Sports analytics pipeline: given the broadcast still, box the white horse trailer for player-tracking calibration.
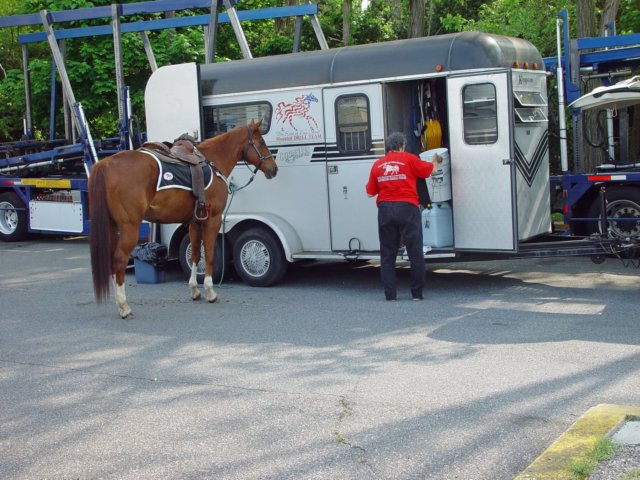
[144,32,555,286]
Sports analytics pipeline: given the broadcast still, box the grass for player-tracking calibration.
[568,437,618,479]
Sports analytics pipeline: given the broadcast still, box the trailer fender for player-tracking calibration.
[224,213,302,262]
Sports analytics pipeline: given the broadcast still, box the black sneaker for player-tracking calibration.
[412,296,424,301]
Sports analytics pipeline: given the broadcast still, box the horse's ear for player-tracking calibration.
[249,119,261,129]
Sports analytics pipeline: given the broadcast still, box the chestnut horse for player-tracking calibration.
[89,120,277,318]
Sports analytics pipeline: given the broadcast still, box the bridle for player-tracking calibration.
[243,125,274,175]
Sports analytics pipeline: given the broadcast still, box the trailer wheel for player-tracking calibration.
[178,232,229,284]
[233,227,287,287]
[0,192,28,242]
[588,187,640,239]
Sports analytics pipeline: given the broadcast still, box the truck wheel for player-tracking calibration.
[0,192,28,242]
[588,187,640,239]
[179,232,229,284]
[233,227,287,287]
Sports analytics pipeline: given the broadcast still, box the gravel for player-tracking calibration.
[589,445,640,480]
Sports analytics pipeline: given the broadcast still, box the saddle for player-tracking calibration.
[140,134,210,221]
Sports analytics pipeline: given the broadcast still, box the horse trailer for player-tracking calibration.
[145,31,611,286]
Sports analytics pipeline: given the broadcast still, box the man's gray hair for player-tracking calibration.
[385,132,405,152]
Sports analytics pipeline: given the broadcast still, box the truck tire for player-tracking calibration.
[178,232,229,284]
[233,227,287,287]
[0,192,28,242]
[588,187,640,239]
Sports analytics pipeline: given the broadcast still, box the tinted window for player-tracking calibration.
[462,83,498,145]
[335,94,371,153]
[203,102,271,138]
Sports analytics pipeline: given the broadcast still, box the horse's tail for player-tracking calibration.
[88,163,112,303]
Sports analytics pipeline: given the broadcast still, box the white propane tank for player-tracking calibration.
[422,201,454,247]
[419,148,451,203]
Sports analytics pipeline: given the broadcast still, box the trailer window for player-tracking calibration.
[462,83,498,145]
[202,102,272,138]
[335,94,371,153]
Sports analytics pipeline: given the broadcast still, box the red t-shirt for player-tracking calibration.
[365,151,435,206]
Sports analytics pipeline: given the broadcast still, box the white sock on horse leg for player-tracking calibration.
[203,276,217,303]
[189,262,201,300]
[114,278,132,318]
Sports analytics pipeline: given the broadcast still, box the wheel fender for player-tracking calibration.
[225,213,302,262]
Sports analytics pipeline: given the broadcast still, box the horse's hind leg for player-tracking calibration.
[188,223,202,301]
[113,224,138,318]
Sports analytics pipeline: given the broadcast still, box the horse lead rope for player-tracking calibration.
[217,126,275,286]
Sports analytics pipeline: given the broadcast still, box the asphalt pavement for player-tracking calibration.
[1,237,639,479]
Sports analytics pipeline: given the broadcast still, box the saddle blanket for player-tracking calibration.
[140,150,213,192]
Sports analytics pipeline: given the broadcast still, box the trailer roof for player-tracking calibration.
[199,32,544,96]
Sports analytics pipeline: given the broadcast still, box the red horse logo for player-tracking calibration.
[276,93,319,132]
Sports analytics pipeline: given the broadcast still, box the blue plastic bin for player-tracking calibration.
[134,259,165,284]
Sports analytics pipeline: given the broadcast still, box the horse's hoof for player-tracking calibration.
[120,309,133,319]
[191,290,201,301]
[205,292,218,303]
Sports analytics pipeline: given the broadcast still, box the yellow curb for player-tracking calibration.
[514,403,640,480]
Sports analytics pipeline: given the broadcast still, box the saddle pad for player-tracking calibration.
[140,150,213,192]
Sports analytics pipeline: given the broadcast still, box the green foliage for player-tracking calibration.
[441,0,575,57]
[0,0,638,143]
[619,0,640,34]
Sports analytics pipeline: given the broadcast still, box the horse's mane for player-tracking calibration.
[198,125,246,149]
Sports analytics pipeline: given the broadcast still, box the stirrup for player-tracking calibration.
[194,201,208,222]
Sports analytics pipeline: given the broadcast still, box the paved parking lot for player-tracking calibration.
[1,237,639,479]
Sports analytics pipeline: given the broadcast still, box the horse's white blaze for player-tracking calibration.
[203,275,217,303]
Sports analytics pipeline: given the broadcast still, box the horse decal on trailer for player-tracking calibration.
[275,93,319,132]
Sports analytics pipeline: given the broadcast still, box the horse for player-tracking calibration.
[88,120,278,318]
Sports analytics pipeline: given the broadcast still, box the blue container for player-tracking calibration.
[422,202,454,247]
[134,259,165,284]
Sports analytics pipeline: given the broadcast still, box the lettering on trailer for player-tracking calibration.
[275,92,323,143]
[276,145,315,164]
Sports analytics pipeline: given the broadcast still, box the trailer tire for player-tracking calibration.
[233,227,287,287]
[0,192,28,242]
[178,232,229,284]
[588,187,640,240]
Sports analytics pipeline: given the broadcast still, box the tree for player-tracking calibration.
[343,0,352,45]
[409,0,425,38]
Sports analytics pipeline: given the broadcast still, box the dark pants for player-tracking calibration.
[377,201,425,300]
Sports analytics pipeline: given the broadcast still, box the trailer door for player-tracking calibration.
[323,84,384,251]
[447,71,517,251]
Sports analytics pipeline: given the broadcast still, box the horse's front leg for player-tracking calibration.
[188,223,202,301]
[202,214,222,303]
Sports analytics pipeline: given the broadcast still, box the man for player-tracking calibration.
[365,132,441,301]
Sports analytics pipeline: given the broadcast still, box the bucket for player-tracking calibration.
[422,201,453,247]
[419,148,451,203]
